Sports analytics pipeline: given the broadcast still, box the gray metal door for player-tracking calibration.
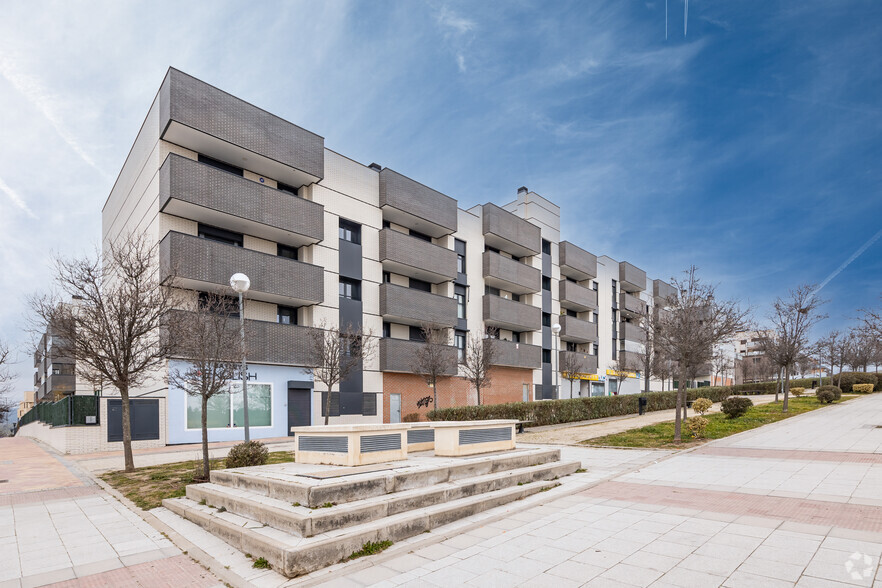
[107,398,159,442]
[287,388,310,434]
[390,393,401,424]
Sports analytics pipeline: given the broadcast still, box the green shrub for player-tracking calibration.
[790,387,804,397]
[817,385,842,401]
[692,398,713,415]
[225,441,269,469]
[402,412,421,422]
[721,396,753,418]
[853,383,874,394]
[816,389,835,404]
[685,416,709,438]
[835,372,878,393]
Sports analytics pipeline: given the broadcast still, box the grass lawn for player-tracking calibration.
[100,451,295,510]
[582,395,857,450]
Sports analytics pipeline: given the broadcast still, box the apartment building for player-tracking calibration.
[101,68,675,442]
[33,324,78,402]
[17,391,35,420]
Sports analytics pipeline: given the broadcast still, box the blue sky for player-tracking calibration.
[1,1,881,393]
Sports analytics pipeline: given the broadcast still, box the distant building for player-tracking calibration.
[17,390,35,420]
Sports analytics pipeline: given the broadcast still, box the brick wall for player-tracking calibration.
[383,367,532,422]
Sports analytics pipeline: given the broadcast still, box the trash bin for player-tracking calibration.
[811,379,818,389]
[638,396,648,415]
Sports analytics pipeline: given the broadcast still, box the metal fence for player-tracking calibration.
[17,395,100,428]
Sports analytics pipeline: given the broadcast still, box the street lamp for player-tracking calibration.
[551,323,562,399]
[230,273,251,442]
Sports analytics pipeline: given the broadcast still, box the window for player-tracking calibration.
[566,309,578,317]
[612,341,617,360]
[277,305,297,325]
[486,246,501,254]
[511,293,521,302]
[277,244,298,260]
[382,322,390,338]
[198,223,243,247]
[542,349,552,364]
[52,364,74,376]
[542,312,551,327]
[485,285,500,296]
[566,342,577,352]
[486,327,500,339]
[409,278,432,292]
[455,239,466,273]
[278,182,300,197]
[341,334,362,357]
[339,219,361,244]
[512,332,521,343]
[542,239,551,255]
[186,382,272,429]
[542,276,551,291]
[339,277,361,301]
[409,229,432,242]
[455,286,466,319]
[592,311,599,323]
[592,343,598,355]
[383,271,391,283]
[591,281,599,291]
[455,330,466,361]
[198,154,243,176]
[409,326,426,341]
[198,292,239,318]
[609,378,619,395]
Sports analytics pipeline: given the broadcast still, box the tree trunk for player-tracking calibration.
[120,385,135,472]
[324,385,331,426]
[476,383,481,407]
[674,372,684,442]
[201,395,210,480]
[433,375,438,410]
[782,365,790,412]
[774,369,780,403]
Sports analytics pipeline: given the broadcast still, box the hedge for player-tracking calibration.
[853,383,875,394]
[832,372,879,393]
[427,388,733,427]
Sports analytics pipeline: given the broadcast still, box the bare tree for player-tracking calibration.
[0,340,11,397]
[608,354,640,396]
[29,236,177,472]
[761,285,827,412]
[307,321,376,425]
[559,349,588,399]
[411,323,456,411]
[168,293,240,480]
[711,347,733,386]
[654,267,749,442]
[843,328,874,372]
[460,328,498,406]
[651,350,675,391]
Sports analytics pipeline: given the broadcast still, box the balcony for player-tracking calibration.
[619,292,645,319]
[617,350,644,371]
[46,374,76,395]
[159,154,324,247]
[559,315,598,343]
[379,169,457,237]
[559,351,598,374]
[619,262,647,293]
[380,338,458,374]
[379,228,457,283]
[160,232,324,306]
[653,279,676,305]
[483,251,541,295]
[159,68,323,188]
[167,310,312,366]
[619,321,646,344]
[559,280,598,312]
[379,283,457,328]
[559,242,597,281]
[483,295,541,333]
[490,339,541,370]
[482,204,541,258]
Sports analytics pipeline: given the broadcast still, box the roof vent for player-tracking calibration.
[517,186,528,195]
[369,163,382,172]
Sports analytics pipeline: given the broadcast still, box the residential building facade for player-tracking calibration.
[98,68,677,443]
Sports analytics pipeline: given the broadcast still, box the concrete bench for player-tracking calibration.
[290,424,409,466]
[432,420,518,457]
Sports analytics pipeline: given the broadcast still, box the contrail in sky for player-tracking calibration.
[0,174,37,219]
[814,228,882,296]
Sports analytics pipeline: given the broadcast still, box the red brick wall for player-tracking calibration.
[382,367,532,423]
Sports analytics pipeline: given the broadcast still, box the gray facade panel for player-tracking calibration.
[618,350,644,370]
[338,240,362,280]
[482,251,541,294]
[559,351,598,373]
[559,280,598,311]
[160,232,324,305]
[379,169,457,236]
[559,315,598,343]
[482,295,542,332]
[160,154,323,244]
[490,339,541,370]
[653,279,677,303]
[619,262,647,293]
[379,228,457,283]
[619,292,645,318]
[379,283,458,328]
[559,242,598,280]
[481,204,541,257]
[160,69,324,180]
[379,338,458,375]
[620,321,646,344]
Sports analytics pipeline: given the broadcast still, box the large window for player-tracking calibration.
[339,219,361,244]
[542,349,552,364]
[278,244,298,260]
[455,286,466,319]
[339,277,362,300]
[455,239,466,273]
[198,223,243,247]
[542,276,551,291]
[186,382,272,429]
[277,305,297,325]
[198,154,243,176]
[542,239,552,255]
[455,330,466,361]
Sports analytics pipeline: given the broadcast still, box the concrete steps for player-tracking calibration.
[184,459,579,537]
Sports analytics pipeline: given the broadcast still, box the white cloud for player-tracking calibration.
[0,175,36,219]
[434,5,476,72]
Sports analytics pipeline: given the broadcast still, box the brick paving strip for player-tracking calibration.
[0,485,103,507]
[693,445,882,464]
[584,480,882,533]
[43,554,218,588]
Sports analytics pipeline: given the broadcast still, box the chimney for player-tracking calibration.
[369,163,382,172]
[517,186,528,195]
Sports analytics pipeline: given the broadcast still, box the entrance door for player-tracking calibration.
[107,399,159,442]
[591,382,605,397]
[287,388,310,434]
[390,393,401,424]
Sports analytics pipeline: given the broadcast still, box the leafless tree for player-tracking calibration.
[711,347,732,386]
[0,340,11,397]
[559,349,588,399]
[608,353,640,396]
[843,328,874,372]
[460,328,498,406]
[654,266,749,442]
[411,323,456,411]
[651,351,675,391]
[29,236,177,472]
[306,321,376,425]
[761,285,827,412]
[859,296,882,342]
[167,293,241,480]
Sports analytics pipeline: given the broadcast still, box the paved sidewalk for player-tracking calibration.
[520,395,778,445]
[0,437,220,588]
